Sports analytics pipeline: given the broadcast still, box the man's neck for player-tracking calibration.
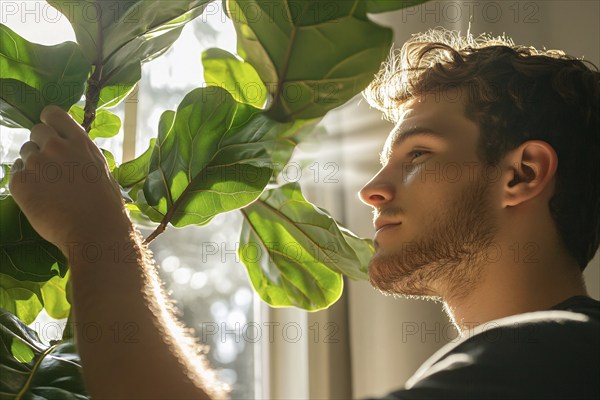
[441,240,588,333]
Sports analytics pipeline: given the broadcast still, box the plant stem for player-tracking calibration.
[83,5,104,133]
[144,221,167,245]
[82,64,103,133]
[15,343,58,400]
[143,168,209,244]
[143,190,186,244]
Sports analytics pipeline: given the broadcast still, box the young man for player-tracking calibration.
[358,30,599,399]
[9,30,599,398]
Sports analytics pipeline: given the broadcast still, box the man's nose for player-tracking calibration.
[358,176,394,207]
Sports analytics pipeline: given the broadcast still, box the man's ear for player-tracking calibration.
[500,140,558,207]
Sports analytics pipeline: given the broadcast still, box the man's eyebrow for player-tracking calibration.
[392,127,445,148]
[380,127,446,165]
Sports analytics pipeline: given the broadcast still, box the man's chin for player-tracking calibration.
[367,252,438,298]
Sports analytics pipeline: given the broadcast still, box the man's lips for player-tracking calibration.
[375,224,402,234]
[374,218,402,233]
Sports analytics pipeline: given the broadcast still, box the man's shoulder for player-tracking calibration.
[550,295,600,318]
[384,296,600,400]
[458,295,600,351]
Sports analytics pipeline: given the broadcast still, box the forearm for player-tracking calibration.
[7,106,225,398]
[65,218,224,399]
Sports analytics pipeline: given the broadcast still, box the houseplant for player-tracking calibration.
[0,0,426,396]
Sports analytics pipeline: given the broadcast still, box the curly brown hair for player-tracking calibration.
[364,29,600,270]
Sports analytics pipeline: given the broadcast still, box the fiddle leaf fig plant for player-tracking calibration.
[0,0,428,396]
[0,310,86,398]
[0,24,90,128]
[45,0,212,127]
[227,0,398,121]
[240,182,372,311]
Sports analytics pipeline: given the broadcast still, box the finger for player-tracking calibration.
[30,123,62,150]
[11,158,24,173]
[85,134,105,158]
[19,141,40,163]
[8,159,24,190]
[40,105,86,139]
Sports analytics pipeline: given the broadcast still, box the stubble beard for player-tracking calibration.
[368,176,497,301]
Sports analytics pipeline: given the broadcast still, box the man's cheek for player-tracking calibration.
[401,164,420,184]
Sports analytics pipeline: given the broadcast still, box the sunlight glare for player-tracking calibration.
[145,2,238,90]
[1,1,75,44]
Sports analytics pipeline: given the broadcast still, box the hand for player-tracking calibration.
[9,105,130,254]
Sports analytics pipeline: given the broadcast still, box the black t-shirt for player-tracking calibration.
[374,296,600,400]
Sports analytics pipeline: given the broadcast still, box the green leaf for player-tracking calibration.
[0,113,24,128]
[0,80,39,128]
[0,273,43,325]
[68,105,122,139]
[365,0,430,13]
[338,226,374,279]
[1,164,9,191]
[98,81,137,109]
[239,183,373,310]
[0,195,68,282]
[202,48,268,108]
[269,119,320,179]
[11,337,35,363]
[0,270,71,324]
[90,111,121,139]
[135,190,169,223]
[141,87,294,227]
[0,24,90,128]
[48,0,211,108]
[92,114,122,139]
[113,139,157,189]
[101,148,117,173]
[0,309,88,398]
[226,0,394,121]
[39,272,71,320]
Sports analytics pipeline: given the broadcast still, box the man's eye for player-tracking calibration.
[408,150,429,161]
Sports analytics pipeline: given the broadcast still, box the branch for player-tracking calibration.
[82,64,103,133]
[143,166,222,244]
[143,194,185,245]
[143,220,167,245]
[82,5,104,133]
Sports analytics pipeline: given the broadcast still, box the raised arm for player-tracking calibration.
[9,105,226,399]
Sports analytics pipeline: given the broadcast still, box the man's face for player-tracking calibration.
[359,94,500,299]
